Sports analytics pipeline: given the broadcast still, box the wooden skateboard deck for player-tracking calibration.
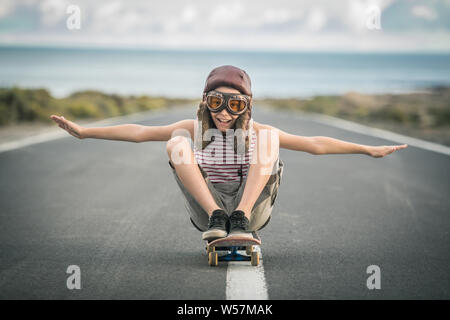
[206,232,261,267]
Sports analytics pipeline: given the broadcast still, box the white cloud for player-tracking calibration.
[91,1,123,32]
[411,5,437,20]
[90,1,150,35]
[305,7,327,31]
[181,5,197,23]
[347,0,369,32]
[0,0,15,18]
[261,8,292,25]
[39,0,69,26]
[0,0,449,52]
[208,3,245,28]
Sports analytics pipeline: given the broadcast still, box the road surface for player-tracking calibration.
[0,105,449,299]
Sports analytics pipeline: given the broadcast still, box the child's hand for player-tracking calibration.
[368,144,408,158]
[50,115,84,139]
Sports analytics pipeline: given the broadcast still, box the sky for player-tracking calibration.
[0,0,449,52]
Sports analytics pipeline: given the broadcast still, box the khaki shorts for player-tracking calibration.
[169,158,284,232]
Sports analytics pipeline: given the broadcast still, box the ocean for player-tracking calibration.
[1,45,449,98]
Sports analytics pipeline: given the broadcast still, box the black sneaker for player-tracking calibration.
[228,210,253,238]
[202,209,229,241]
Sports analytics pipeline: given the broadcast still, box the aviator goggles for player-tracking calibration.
[203,90,250,115]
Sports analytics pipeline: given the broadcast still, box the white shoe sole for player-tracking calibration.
[227,231,253,239]
[202,229,228,241]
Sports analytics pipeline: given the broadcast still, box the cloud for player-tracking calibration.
[0,0,15,18]
[305,7,327,31]
[411,5,437,20]
[0,0,449,52]
[261,8,292,25]
[181,5,197,23]
[207,2,245,29]
[39,0,69,26]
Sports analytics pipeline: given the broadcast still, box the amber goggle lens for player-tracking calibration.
[206,95,247,113]
[206,96,223,110]
[228,99,246,113]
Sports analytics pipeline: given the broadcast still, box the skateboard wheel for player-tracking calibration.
[208,252,218,267]
[251,251,259,266]
[246,245,254,255]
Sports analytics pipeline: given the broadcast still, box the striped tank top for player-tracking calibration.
[194,119,256,184]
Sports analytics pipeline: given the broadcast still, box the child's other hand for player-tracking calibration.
[368,144,408,158]
[50,115,84,139]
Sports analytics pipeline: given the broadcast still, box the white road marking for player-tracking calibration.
[306,112,450,156]
[226,247,269,300]
[0,130,66,153]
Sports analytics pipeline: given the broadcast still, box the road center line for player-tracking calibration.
[226,247,269,300]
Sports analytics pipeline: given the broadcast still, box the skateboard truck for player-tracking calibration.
[206,232,261,266]
[218,246,251,262]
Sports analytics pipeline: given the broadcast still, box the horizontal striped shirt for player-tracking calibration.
[194,121,256,184]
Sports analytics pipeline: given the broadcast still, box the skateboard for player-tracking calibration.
[205,232,261,267]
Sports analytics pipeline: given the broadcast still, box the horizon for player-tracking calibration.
[2,43,450,55]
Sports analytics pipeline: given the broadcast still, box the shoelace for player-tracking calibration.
[230,215,247,231]
[209,214,226,228]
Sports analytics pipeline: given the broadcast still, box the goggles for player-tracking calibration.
[203,90,250,115]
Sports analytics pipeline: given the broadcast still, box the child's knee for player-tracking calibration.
[166,136,191,158]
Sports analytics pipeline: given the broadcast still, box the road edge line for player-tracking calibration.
[0,106,190,154]
[259,104,450,156]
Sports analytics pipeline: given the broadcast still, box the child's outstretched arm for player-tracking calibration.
[50,115,194,142]
[278,128,407,158]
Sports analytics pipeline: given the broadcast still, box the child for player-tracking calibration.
[50,65,408,241]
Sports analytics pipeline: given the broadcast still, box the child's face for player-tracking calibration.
[209,86,241,132]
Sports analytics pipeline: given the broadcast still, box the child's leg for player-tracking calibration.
[235,136,280,220]
[166,136,221,216]
[246,159,284,231]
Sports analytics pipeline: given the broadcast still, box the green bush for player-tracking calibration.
[429,107,450,127]
[0,87,196,126]
[258,88,450,130]
[0,87,56,124]
[2,86,447,131]
[67,101,102,119]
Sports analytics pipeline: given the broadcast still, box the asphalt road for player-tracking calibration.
[0,105,449,299]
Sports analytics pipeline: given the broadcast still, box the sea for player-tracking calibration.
[1,45,450,98]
